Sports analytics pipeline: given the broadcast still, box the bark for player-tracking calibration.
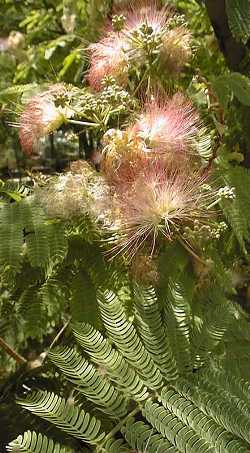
[205,0,246,71]
[0,337,27,365]
[205,1,250,167]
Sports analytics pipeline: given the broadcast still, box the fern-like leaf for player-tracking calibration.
[122,418,179,453]
[143,399,213,452]
[161,385,248,452]
[191,290,234,369]
[0,203,23,270]
[174,377,250,447]
[222,166,250,252]
[134,285,178,380]
[164,278,192,375]
[6,430,73,453]
[98,289,163,390]
[49,346,128,418]
[17,391,105,445]
[73,322,148,401]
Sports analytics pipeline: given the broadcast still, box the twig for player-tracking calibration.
[68,119,100,128]
[0,336,27,365]
[177,236,208,266]
[133,67,150,97]
[97,407,140,451]
[47,318,71,352]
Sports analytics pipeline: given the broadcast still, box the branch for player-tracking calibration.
[27,319,71,370]
[0,337,27,365]
[205,0,246,71]
[47,318,71,352]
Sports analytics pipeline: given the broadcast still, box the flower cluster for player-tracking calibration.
[36,160,112,224]
[108,160,215,258]
[36,87,225,261]
[18,84,73,155]
[129,93,203,155]
[18,87,226,262]
[0,31,24,53]
[17,80,136,155]
[183,220,228,243]
[101,93,210,185]
[87,2,192,90]
[17,2,231,265]
[78,93,223,260]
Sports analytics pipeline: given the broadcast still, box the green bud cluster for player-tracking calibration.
[78,92,99,113]
[53,88,73,108]
[200,183,213,192]
[183,220,228,242]
[131,22,163,57]
[218,186,236,200]
[100,82,134,110]
[73,84,135,125]
[209,221,228,239]
[167,14,186,30]
[112,14,126,32]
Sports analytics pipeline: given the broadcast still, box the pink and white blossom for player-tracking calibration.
[130,93,202,155]
[87,33,129,91]
[109,159,214,258]
[19,84,67,155]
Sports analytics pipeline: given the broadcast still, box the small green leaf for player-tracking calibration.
[211,76,232,109]
[226,0,250,44]
[228,73,250,105]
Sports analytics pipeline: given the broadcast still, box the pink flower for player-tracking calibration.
[109,159,214,258]
[87,33,129,91]
[161,26,192,74]
[122,1,169,35]
[130,93,202,155]
[19,84,68,155]
[101,128,147,186]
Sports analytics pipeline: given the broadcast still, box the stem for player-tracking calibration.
[68,119,100,128]
[207,199,220,210]
[48,318,71,352]
[133,67,150,96]
[96,407,140,451]
[177,236,208,266]
[0,337,27,365]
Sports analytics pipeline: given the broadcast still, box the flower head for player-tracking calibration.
[161,26,192,74]
[37,160,112,223]
[130,93,205,156]
[101,128,145,185]
[108,159,215,258]
[123,1,169,35]
[87,2,192,89]
[19,84,70,155]
[7,31,25,50]
[120,1,170,64]
[87,33,129,91]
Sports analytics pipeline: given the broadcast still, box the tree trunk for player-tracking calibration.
[205,0,246,71]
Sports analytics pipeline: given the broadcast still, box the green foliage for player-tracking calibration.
[8,283,250,451]
[213,72,250,108]
[134,286,178,381]
[49,346,128,418]
[0,194,67,270]
[226,0,250,44]
[7,431,73,453]
[17,390,106,444]
[2,0,250,450]
[221,166,250,253]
